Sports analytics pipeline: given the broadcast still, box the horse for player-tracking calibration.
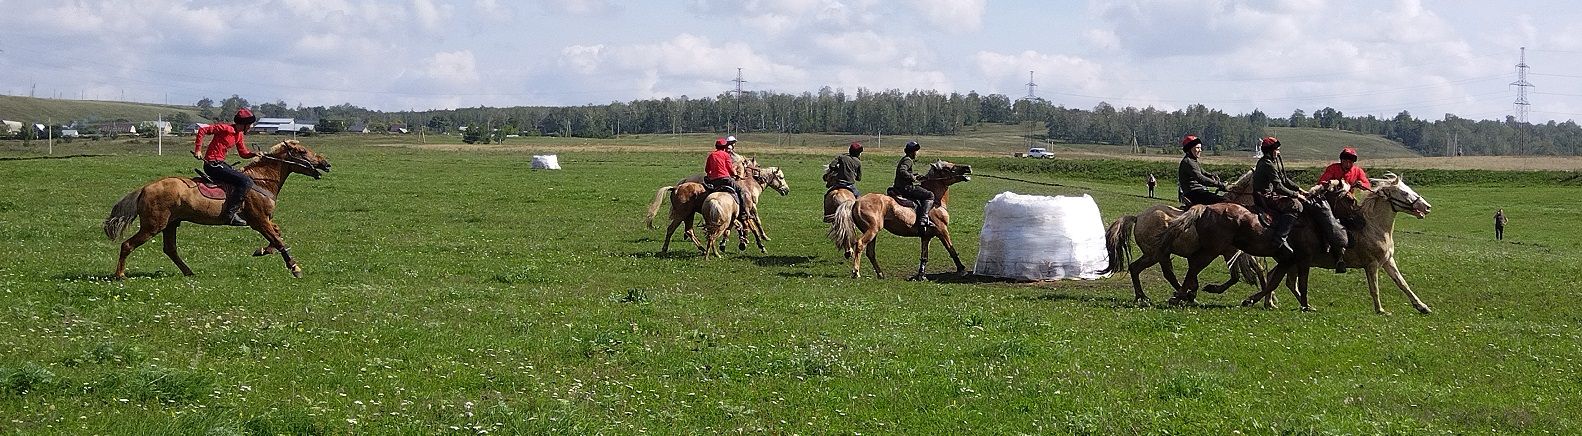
[644,160,788,253]
[697,190,739,258]
[822,165,857,223]
[1101,172,1273,307]
[103,140,332,279]
[827,161,972,280]
[1237,174,1434,314]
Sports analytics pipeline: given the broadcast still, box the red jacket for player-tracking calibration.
[705,149,734,180]
[194,124,256,162]
[1318,162,1371,190]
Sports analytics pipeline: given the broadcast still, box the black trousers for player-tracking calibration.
[1496,225,1504,240]
[205,161,253,214]
[1182,189,1225,207]
[893,185,933,203]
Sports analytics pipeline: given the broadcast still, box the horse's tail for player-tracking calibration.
[1099,214,1137,274]
[827,199,859,250]
[1157,205,1207,255]
[104,188,142,240]
[644,186,675,230]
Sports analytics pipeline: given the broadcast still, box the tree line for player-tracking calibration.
[185,89,1582,156]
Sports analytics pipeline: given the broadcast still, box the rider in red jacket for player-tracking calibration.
[193,108,259,226]
[703,138,748,219]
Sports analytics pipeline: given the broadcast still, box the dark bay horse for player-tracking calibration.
[827,161,972,280]
[103,140,332,278]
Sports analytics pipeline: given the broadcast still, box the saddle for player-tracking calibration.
[187,169,229,200]
[885,187,936,209]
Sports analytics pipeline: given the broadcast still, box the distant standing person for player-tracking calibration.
[1495,209,1508,240]
[1146,173,1157,198]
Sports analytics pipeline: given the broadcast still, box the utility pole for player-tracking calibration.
[1510,47,1534,124]
[47,117,53,155]
[1023,70,1038,150]
[731,68,747,134]
[157,113,163,155]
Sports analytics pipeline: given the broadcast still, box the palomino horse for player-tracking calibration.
[644,161,788,253]
[103,140,332,278]
[1237,174,1434,314]
[696,190,739,258]
[1102,172,1272,307]
[827,161,972,280]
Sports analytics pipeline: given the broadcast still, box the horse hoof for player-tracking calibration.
[1136,298,1153,308]
[1415,306,1433,315]
[850,271,860,279]
[1240,299,1256,307]
[1300,306,1317,312]
[290,267,303,278]
[908,274,928,282]
[252,249,269,257]
[1376,309,1392,316]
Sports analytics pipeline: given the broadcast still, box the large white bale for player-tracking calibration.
[531,154,561,170]
[974,192,1110,280]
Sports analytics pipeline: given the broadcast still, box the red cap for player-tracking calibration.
[1261,136,1280,147]
[233,108,257,125]
[715,138,728,149]
[849,141,863,152]
[1181,135,1200,147]
[1339,147,1358,161]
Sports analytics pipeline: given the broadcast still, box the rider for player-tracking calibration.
[1317,147,1371,192]
[1251,136,1308,259]
[893,140,934,229]
[1177,135,1228,206]
[192,108,259,226]
[827,141,863,195]
[704,137,749,220]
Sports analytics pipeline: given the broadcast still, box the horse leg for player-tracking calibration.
[909,236,931,281]
[752,214,770,241]
[1365,264,1388,315]
[160,224,194,276]
[735,217,749,252]
[1383,258,1432,314]
[863,236,883,279]
[661,218,684,253]
[1202,255,1237,294]
[250,218,300,278]
[114,223,161,279]
[932,223,967,275]
[1127,255,1157,306]
[1170,254,1213,305]
[1158,257,1183,293]
[1295,268,1314,312]
[1244,262,1289,308]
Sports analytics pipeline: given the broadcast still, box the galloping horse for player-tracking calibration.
[645,160,789,253]
[1102,172,1272,306]
[822,166,857,222]
[1236,174,1434,314]
[696,188,739,259]
[103,140,332,278]
[827,161,972,280]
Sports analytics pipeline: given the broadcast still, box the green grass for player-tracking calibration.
[1264,126,1421,161]
[0,140,1578,433]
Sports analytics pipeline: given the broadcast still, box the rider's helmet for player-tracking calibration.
[715,137,728,150]
[1260,136,1281,154]
[234,108,257,126]
[849,141,863,155]
[726,135,737,144]
[1181,134,1201,152]
[1339,147,1358,162]
[904,141,920,153]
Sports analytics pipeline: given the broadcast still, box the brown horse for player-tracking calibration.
[1237,174,1434,314]
[1101,172,1272,307]
[827,161,972,280]
[103,140,332,279]
[1156,180,1362,311]
[645,161,788,253]
[822,166,857,222]
[697,191,739,258]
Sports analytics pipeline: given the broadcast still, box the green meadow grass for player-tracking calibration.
[0,143,1578,434]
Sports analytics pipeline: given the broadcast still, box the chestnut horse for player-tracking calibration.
[103,140,332,278]
[1102,172,1273,307]
[822,165,857,222]
[645,161,788,253]
[697,191,739,258]
[827,161,972,280]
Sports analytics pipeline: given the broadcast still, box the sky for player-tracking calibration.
[3,0,1582,123]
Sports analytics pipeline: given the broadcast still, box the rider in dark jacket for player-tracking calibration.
[827,141,863,195]
[893,141,933,228]
[1176,135,1227,206]
[1252,136,1344,270]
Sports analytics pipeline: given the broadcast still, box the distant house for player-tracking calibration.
[251,117,315,134]
[138,120,172,135]
[345,122,370,133]
[60,129,80,138]
[388,124,409,134]
[1,120,21,134]
[92,122,137,136]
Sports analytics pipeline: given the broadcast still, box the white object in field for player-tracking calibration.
[974,192,1110,280]
[531,155,561,170]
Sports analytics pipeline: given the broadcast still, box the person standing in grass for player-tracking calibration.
[1495,209,1508,240]
[1146,173,1157,198]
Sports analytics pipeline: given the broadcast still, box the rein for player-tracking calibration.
[260,153,314,170]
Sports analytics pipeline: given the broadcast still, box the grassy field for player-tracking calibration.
[1,137,1580,433]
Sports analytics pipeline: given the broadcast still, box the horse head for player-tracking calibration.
[754,166,790,196]
[264,139,333,179]
[1367,173,1431,218]
[925,160,972,185]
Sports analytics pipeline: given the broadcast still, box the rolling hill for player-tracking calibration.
[0,95,205,125]
[1260,126,1420,161]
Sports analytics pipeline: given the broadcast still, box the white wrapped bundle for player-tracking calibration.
[530,155,561,170]
[973,192,1110,280]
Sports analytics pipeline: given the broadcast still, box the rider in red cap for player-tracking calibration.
[826,141,863,195]
[703,137,748,220]
[192,107,259,225]
[1317,147,1370,191]
[1176,134,1227,206]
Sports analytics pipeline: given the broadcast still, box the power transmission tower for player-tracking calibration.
[1023,71,1037,149]
[1511,46,1534,124]
[731,68,747,134]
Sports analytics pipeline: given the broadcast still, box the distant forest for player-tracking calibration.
[204,88,1582,156]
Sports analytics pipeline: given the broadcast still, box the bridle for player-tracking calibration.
[1371,183,1420,213]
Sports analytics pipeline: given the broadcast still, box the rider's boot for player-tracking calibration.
[1332,246,1348,274]
[914,200,934,229]
[1271,213,1296,259]
[221,194,248,226]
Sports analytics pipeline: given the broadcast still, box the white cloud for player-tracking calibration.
[423,50,480,84]
[975,50,1107,97]
[910,0,985,31]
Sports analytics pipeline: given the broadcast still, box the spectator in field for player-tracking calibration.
[704,137,749,220]
[1317,147,1371,193]
[1147,173,1157,198]
[893,141,934,228]
[1177,135,1227,206]
[192,108,259,226]
[827,141,863,195]
[1495,209,1508,240]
